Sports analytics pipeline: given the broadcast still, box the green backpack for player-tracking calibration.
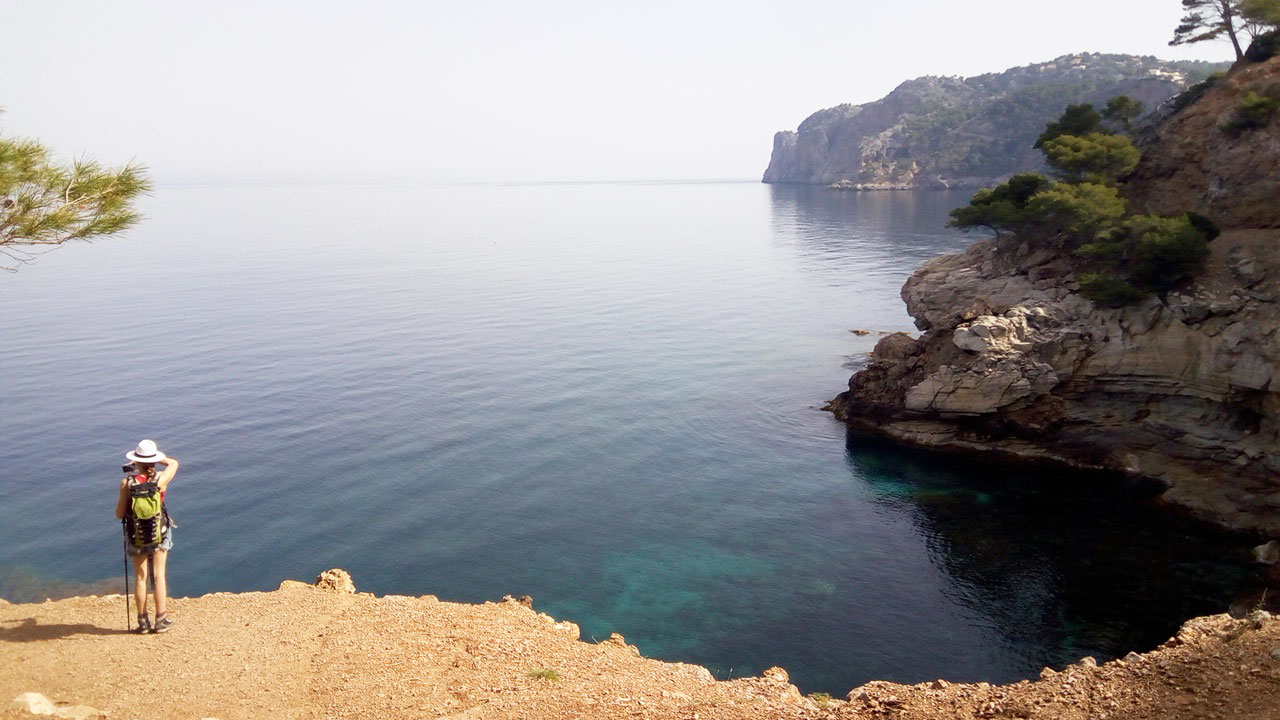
[125,477,169,549]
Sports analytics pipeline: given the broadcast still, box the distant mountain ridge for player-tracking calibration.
[763,53,1228,189]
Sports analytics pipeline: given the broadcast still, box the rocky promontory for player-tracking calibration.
[763,54,1225,189]
[3,570,1279,720]
[827,56,1280,536]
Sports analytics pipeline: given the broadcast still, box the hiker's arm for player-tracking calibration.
[115,477,129,520]
[157,457,179,490]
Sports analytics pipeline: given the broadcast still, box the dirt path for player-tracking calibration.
[3,571,1278,720]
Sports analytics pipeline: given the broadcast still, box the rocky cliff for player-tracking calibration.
[763,54,1225,189]
[827,56,1280,536]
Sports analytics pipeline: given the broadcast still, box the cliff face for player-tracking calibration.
[827,56,1280,535]
[763,54,1224,189]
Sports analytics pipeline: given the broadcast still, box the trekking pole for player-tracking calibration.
[122,528,131,632]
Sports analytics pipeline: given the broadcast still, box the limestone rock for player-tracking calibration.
[830,221,1280,534]
[10,693,56,716]
[603,633,641,656]
[1253,541,1280,565]
[314,569,356,593]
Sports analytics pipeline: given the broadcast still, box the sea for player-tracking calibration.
[0,181,1263,694]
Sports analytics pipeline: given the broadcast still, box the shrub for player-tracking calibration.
[1244,29,1280,63]
[810,692,834,707]
[1079,273,1145,307]
[1075,213,1214,304]
[1221,91,1280,135]
[1127,214,1213,288]
[1185,211,1221,242]
[528,668,561,681]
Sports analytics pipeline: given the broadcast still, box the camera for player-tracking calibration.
[122,464,136,475]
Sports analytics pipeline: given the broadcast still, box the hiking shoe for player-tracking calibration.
[152,614,174,634]
[135,614,152,634]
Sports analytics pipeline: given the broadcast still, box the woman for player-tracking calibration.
[115,439,180,634]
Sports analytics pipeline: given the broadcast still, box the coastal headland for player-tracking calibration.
[828,52,1280,537]
[3,570,1279,720]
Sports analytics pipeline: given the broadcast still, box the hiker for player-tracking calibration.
[115,439,179,633]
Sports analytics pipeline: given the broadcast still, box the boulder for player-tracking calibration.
[314,569,356,593]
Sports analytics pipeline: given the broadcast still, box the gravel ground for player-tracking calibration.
[2,570,1278,720]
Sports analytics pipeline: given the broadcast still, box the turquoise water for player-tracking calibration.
[0,182,1262,694]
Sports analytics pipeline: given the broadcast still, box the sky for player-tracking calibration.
[0,1,1240,184]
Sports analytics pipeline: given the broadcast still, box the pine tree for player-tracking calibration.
[1171,0,1249,61]
[0,115,150,272]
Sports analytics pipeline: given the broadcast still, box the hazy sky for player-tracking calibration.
[0,1,1237,184]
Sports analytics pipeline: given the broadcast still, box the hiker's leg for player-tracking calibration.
[152,549,168,617]
[132,554,150,615]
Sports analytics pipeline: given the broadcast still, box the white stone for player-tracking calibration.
[1253,540,1280,565]
[10,693,57,716]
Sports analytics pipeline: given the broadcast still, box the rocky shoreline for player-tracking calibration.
[3,570,1279,720]
[827,56,1280,539]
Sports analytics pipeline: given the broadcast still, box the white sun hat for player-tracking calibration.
[125,439,168,464]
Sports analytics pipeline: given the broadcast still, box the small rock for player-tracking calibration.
[1124,651,1143,663]
[851,329,871,336]
[762,666,789,684]
[10,693,57,715]
[1270,647,1280,662]
[314,568,356,593]
[1080,656,1098,668]
[931,679,950,689]
[1252,540,1280,565]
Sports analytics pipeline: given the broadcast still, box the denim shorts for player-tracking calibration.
[127,529,173,557]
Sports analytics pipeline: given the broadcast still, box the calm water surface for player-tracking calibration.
[0,182,1261,694]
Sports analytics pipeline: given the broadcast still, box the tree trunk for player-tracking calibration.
[1222,0,1245,60]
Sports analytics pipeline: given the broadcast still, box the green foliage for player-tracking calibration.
[1244,28,1280,60]
[527,668,561,681]
[1185,211,1221,241]
[810,692,834,707]
[1127,214,1214,288]
[1025,181,1129,238]
[1102,95,1145,132]
[1076,214,1215,304]
[1221,90,1280,134]
[1079,273,1145,307]
[952,95,1220,308]
[1242,0,1280,25]
[948,173,1051,235]
[0,120,151,271]
[1034,104,1103,149]
[1040,132,1141,184]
